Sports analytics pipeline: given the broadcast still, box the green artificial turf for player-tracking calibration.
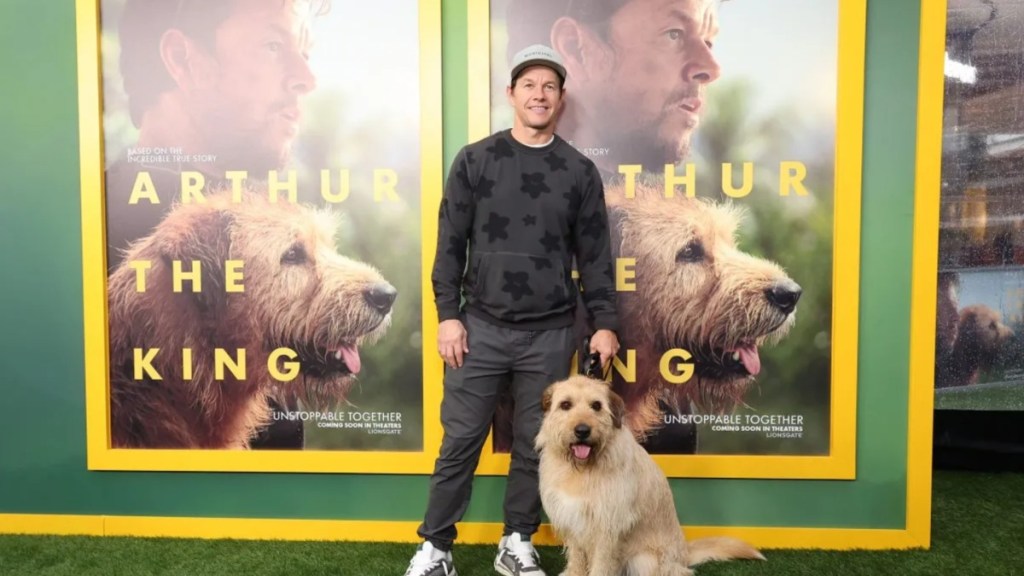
[1,470,1021,576]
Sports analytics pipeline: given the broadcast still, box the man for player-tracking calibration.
[406,45,620,576]
[105,0,328,448]
[504,0,722,178]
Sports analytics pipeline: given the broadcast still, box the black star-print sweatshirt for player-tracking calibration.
[432,129,619,332]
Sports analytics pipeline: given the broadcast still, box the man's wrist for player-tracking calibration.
[437,307,461,323]
[593,318,619,334]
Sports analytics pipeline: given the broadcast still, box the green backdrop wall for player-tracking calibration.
[0,0,923,533]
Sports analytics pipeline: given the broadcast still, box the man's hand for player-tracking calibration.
[589,329,620,370]
[438,319,469,369]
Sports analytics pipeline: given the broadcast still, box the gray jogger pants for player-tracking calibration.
[417,312,575,551]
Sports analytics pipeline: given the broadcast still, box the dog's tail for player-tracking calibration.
[687,537,765,566]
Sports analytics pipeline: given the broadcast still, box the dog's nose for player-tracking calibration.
[364,283,398,313]
[574,424,590,440]
[765,280,802,315]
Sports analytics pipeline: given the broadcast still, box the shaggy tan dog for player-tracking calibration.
[107,191,396,448]
[936,304,1015,388]
[604,180,802,442]
[536,375,764,576]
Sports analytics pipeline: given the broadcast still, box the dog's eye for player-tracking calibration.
[559,400,572,411]
[281,243,307,265]
[676,241,705,263]
[591,401,602,412]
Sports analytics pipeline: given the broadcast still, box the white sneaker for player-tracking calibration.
[493,532,546,576]
[404,541,457,576]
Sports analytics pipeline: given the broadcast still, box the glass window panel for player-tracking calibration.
[935,0,1024,410]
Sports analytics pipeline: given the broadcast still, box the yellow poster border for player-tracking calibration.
[906,0,948,549]
[468,0,865,480]
[77,0,446,474]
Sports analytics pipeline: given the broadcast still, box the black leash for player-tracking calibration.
[579,335,611,380]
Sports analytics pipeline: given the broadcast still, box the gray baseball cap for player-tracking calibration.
[509,44,567,84]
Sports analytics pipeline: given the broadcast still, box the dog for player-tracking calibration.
[936,303,1015,388]
[536,375,765,576]
[107,190,396,448]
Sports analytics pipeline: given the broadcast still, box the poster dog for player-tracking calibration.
[536,375,765,576]
[604,180,802,444]
[107,191,396,449]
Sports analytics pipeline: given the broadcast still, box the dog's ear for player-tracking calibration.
[541,384,555,413]
[535,385,557,452]
[153,204,234,316]
[609,389,626,429]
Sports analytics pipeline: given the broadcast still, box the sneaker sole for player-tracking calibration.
[407,563,457,576]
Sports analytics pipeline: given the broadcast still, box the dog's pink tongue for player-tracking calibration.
[337,344,361,374]
[737,344,761,376]
[572,444,591,459]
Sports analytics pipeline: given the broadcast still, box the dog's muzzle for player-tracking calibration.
[764,279,802,315]
[571,424,593,460]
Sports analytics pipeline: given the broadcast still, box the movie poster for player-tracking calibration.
[95,0,425,453]
[485,0,853,459]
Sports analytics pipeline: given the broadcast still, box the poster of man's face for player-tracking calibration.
[489,0,843,456]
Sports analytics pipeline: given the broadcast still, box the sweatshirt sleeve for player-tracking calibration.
[431,147,475,323]
[574,162,619,333]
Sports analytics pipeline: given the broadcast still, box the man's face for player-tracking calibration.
[507,66,564,133]
[585,0,721,169]
[190,0,318,173]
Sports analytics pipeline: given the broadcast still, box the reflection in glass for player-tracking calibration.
[935,0,1024,410]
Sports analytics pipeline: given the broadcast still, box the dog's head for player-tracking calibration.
[604,180,800,406]
[956,304,1015,360]
[536,375,626,465]
[136,189,396,403]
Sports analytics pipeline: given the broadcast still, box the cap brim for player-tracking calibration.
[511,59,567,83]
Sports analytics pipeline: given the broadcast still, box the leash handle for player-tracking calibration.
[580,335,609,380]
